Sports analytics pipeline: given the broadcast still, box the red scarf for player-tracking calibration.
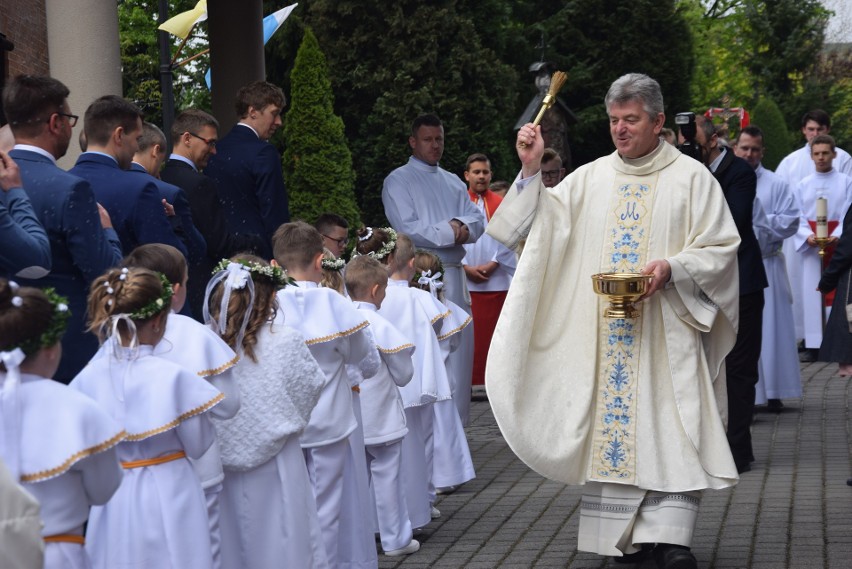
[468,188,503,221]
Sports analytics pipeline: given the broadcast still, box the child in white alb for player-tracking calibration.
[70,267,223,569]
[356,227,449,528]
[413,251,477,494]
[345,256,420,556]
[204,255,329,569]
[122,243,240,569]
[273,222,379,569]
[0,279,124,569]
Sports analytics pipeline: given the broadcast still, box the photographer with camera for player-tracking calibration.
[681,114,768,474]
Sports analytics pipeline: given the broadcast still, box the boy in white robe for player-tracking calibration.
[791,135,852,353]
[356,227,448,527]
[272,221,378,569]
[345,255,421,556]
[121,243,240,569]
[0,280,124,569]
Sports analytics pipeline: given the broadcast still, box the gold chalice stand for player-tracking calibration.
[591,272,654,319]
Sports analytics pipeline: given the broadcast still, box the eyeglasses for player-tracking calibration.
[541,169,562,179]
[187,132,217,148]
[321,233,349,247]
[55,112,79,127]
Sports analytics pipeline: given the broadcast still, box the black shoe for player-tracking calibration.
[736,462,752,474]
[613,544,653,564]
[653,544,697,569]
[799,349,818,363]
[767,399,784,413]
[847,478,852,487]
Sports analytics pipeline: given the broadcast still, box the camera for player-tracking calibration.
[675,112,702,162]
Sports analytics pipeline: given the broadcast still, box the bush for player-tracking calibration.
[750,98,792,171]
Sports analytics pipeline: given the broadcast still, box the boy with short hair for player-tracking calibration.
[792,135,852,359]
[272,221,378,569]
[345,255,420,557]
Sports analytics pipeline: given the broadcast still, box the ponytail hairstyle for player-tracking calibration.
[205,255,280,363]
[86,267,173,345]
[412,250,446,302]
[0,279,70,367]
[320,248,345,295]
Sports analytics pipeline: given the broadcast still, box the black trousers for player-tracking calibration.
[725,290,765,470]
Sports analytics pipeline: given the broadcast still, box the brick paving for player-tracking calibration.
[379,361,852,568]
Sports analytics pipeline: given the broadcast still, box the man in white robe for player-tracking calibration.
[382,113,486,311]
[790,135,852,352]
[776,110,852,353]
[734,126,802,412]
[486,73,740,569]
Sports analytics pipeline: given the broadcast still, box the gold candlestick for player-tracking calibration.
[591,272,654,319]
[815,236,831,332]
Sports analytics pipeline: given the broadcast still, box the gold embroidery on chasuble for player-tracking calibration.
[588,175,657,484]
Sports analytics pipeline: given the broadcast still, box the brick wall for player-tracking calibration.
[0,0,50,78]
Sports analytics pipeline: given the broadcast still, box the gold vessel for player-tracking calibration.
[591,272,653,319]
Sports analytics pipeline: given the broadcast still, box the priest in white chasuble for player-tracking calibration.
[485,73,741,569]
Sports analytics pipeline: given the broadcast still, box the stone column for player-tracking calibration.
[45,0,122,167]
[208,0,265,134]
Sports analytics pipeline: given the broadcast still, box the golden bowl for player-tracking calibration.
[591,272,653,319]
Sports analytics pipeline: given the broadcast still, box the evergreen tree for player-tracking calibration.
[282,28,360,230]
[750,98,792,171]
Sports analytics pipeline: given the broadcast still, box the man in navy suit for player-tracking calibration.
[693,114,768,474]
[70,96,188,259]
[161,109,264,319]
[131,121,206,265]
[2,75,122,383]
[204,81,289,258]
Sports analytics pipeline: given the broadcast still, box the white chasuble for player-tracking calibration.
[485,142,741,493]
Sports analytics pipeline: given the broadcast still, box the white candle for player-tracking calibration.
[816,197,828,239]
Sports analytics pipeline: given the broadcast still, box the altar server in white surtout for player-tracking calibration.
[0,280,124,569]
[486,73,741,569]
[70,267,223,569]
[790,134,852,352]
[734,127,802,411]
[204,257,329,569]
[273,222,378,569]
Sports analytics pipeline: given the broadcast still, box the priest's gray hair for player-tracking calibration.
[604,73,664,120]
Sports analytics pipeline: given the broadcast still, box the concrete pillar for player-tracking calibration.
[45,0,122,167]
[208,0,265,134]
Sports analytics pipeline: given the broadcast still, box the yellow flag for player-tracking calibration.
[158,0,208,40]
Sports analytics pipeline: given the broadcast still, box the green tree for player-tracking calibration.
[282,28,360,230]
[749,97,791,170]
[293,0,520,224]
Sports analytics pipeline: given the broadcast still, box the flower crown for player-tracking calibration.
[212,258,294,288]
[0,284,71,356]
[127,272,174,320]
[361,227,397,260]
[321,257,345,272]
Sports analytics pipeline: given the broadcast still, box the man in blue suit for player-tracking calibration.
[2,75,122,383]
[204,81,289,258]
[70,95,188,259]
[131,121,206,265]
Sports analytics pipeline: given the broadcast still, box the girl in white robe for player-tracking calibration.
[412,252,477,493]
[121,244,240,569]
[0,280,124,569]
[69,267,223,569]
[204,255,329,569]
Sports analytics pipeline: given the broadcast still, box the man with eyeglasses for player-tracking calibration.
[2,74,122,383]
[540,147,566,188]
[315,212,350,257]
[205,81,290,259]
[161,108,264,319]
